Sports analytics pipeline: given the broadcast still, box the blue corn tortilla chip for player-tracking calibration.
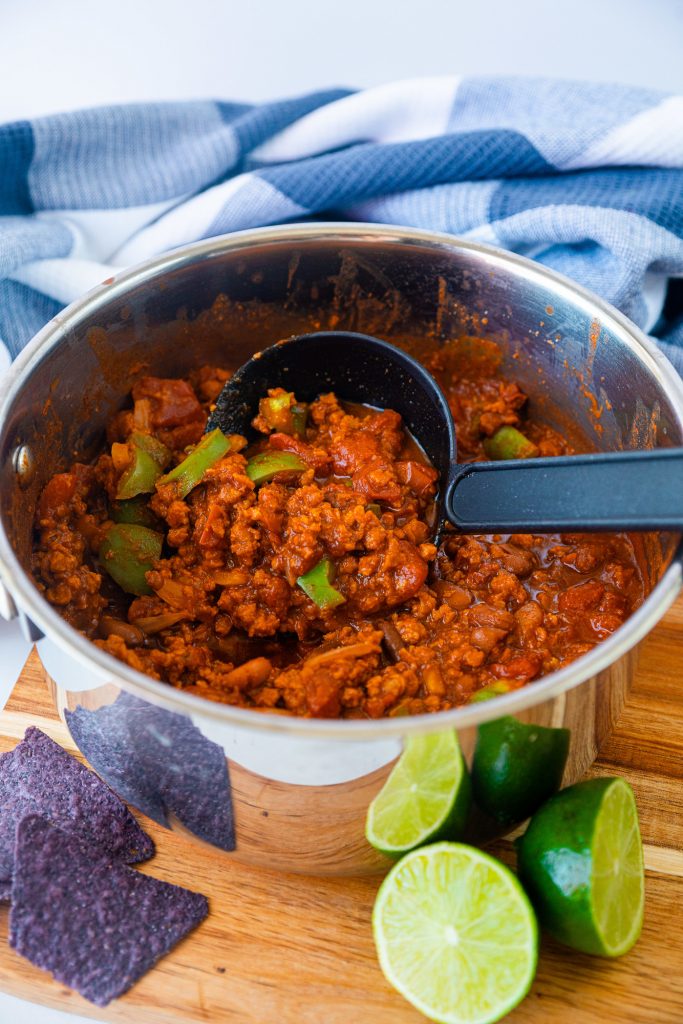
[0,727,153,887]
[0,879,11,902]
[66,692,235,851]
[10,816,208,1006]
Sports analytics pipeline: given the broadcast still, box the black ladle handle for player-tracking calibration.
[446,448,683,533]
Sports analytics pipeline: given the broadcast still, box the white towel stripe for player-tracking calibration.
[252,77,462,162]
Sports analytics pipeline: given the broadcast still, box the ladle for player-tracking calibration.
[207,331,683,533]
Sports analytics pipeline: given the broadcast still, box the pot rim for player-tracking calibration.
[1,222,682,739]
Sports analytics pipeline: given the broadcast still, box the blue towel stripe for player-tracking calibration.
[0,217,72,278]
[215,101,254,124]
[490,168,683,237]
[259,131,551,210]
[0,121,35,216]
[231,88,352,166]
[27,102,241,209]
[347,180,498,235]
[0,280,62,358]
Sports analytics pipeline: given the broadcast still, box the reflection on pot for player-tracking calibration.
[66,691,236,850]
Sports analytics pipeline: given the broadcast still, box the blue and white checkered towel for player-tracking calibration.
[2,77,683,372]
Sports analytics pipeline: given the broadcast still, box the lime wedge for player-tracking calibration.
[472,716,570,826]
[373,842,538,1024]
[366,732,471,856]
[516,777,644,957]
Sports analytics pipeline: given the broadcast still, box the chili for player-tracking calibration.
[31,345,645,720]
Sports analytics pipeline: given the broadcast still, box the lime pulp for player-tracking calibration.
[365,731,471,856]
[373,842,539,1024]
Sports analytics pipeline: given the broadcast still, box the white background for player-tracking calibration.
[1,0,681,1021]
[2,0,683,122]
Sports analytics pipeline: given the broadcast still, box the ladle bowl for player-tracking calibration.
[209,330,683,534]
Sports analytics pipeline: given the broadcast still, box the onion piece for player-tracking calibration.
[132,398,152,432]
[304,640,380,669]
[134,611,189,634]
[213,569,249,586]
[110,443,131,472]
[154,578,187,608]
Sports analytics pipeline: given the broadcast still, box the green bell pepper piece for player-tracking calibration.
[131,432,172,469]
[99,524,163,596]
[157,429,231,499]
[115,432,172,501]
[246,451,306,485]
[116,446,163,500]
[483,426,539,461]
[110,496,157,529]
[291,403,308,438]
[468,681,511,703]
[297,556,346,610]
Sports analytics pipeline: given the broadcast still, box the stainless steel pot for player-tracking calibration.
[0,224,681,875]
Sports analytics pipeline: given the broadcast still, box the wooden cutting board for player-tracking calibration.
[0,598,682,1024]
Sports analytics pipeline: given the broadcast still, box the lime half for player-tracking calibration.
[516,777,644,957]
[373,842,538,1024]
[366,732,471,856]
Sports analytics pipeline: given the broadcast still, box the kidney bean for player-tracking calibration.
[468,604,514,631]
[423,665,446,695]
[496,543,538,578]
[514,600,544,638]
[223,657,272,691]
[98,616,144,646]
[433,581,472,609]
[470,626,508,652]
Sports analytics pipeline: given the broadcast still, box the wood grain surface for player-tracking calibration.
[0,596,682,1024]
